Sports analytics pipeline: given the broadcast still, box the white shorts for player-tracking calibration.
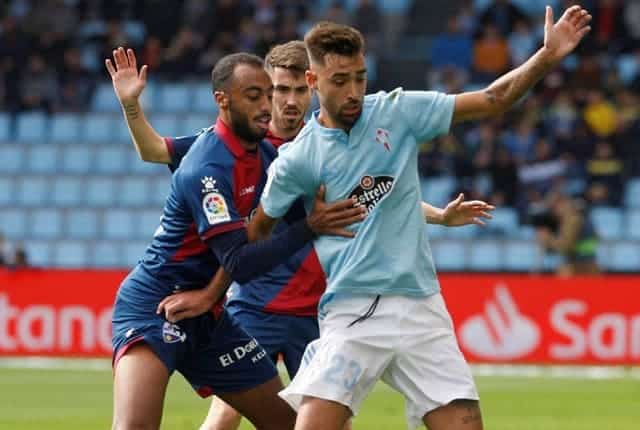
[279,293,478,429]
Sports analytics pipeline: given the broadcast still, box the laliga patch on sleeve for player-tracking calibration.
[202,192,231,225]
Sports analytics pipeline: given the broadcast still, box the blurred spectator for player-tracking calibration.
[320,1,350,26]
[430,16,473,71]
[160,27,203,79]
[503,119,537,164]
[472,24,509,81]
[19,54,59,112]
[58,47,93,111]
[479,0,527,36]
[353,0,382,51]
[591,0,627,52]
[489,146,519,207]
[585,141,625,205]
[0,233,6,267]
[518,138,567,196]
[536,192,599,276]
[12,245,29,269]
[624,0,640,44]
[583,90,618,138]
[508,19,537,66]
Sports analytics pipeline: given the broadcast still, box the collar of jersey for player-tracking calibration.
[309,111,365,144]
[214,118,257,159]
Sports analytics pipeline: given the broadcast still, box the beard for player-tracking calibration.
[229,103,268,143]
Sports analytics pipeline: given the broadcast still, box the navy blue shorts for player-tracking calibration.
[226,303,319,378]
[112,291,277,398]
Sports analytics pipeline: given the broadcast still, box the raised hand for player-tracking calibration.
[306,185,366,238]
[105,47,148,105]
[543,5,591,62]
[442,193,495,227]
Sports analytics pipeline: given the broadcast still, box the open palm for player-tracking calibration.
[105,47,148,104]
[442,194,495,227]
[544,5,591,61]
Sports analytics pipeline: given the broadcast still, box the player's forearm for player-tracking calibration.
[483,47,557,115]
[202,268,232,305]
[120,99,170,163]
[421,202,445,224]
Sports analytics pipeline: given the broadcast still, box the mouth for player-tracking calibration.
[341,105,362,117]
[254,115,271,130]
[283,109,301,119]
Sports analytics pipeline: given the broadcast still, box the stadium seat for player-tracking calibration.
[0,209,26,239]
[426,223,447,239]
[123,241,148,267]
[624,178,640,208]
[118,177,150,207]
[61,145,93,174]
[181,114,211,137]
[445,224,479,239]
[148,114,180,138]
[421,176,455,208]
[627,210,640,241]
[156,83,191,113]
[15,112,47,142]
[149,176,173,207]
[83,114,116,142]
[590,207,624,240]
[65,209,99,239]
[91,83,121,112]
[18,176,49,207]
[49,114,81,143]
[23,240,52,267]
[485,207,519,237]
[136,209,162,239]
[103,209,135,239]
[52,177,84,207]
[468,240,503,271]
[503,240,540,271]
[86,177,117,207]
[0,177,13,206]
[53,240,89,267]
[516,225,536,240]
[431,239,467,271]
[0,112,11,141]
[95,146,130,174]
[608,242,640,272]
[192,82,215,114]
[129,157,167,175]
[0,144,24,173]
[595,243,611,270]
[30,208,63,239]
[25,145,59,174]
[92,241,123,267]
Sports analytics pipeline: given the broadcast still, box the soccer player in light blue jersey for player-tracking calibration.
[249,7,592,430]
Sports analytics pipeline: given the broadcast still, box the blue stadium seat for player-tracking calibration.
[624,178,640,208]
[53,240,89,267]
[18,177,49,207]
[50,114,81,143]
[485,207,519,237]
[95,146,130,174]
[590,207,624,240]
[0,112,11,141]
[123,241,148,267]
[503,241,540,271]
[25,145,59,174]
[376,0,412,12]
[112,118,132,143]
[0,209,26,239]
[83,114,116,142]
[149,114,180,138]
[445,224,479,239]
[92,241,123,267]
[137,209,162,239]
[119,177,150,207]
[192,82,215,114]
[431,239,467,271]
[516,225,536,240]
[103,209,134,239]
[30,208,63,239]
[421,176,455,208]
[608,242,640,272]
[15,112,47,142]
[595,243,610,270]
[86,177,117,207]
[426,223,447,239]
[181,114,211,137]
[66,209,99,240]
[0,145,24,174]
[0,177,13,206]
[149,176,172,206]
[52,177,84,207]
[156,83,191,113]
[23,240,52,267]
[627,210,640,241]
[91,83,121,112]
[130,157,168,175]
[468,240,503,271]
[62,145,93,174]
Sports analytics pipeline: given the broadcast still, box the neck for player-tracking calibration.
[269,119,303,141]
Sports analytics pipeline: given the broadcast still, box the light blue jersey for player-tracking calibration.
[261,88,455,308]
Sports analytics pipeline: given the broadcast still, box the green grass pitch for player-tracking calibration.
[1,367,638,429]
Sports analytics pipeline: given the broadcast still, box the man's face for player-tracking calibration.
[224,64,273,142]
[270,67,312,132]
[307,53,367,130]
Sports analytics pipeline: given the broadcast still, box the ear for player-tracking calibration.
[214,90,229,110]
[305,69,318,91]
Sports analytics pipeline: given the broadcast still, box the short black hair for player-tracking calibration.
[211,53,264,92]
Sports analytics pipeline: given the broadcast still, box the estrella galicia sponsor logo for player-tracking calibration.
[162,322,187,344]
[349,175,395,213]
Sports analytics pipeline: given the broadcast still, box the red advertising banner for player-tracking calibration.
[1,270,639,364]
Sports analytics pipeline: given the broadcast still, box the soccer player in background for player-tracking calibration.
[249,7,591,430]
[105,51,364,430]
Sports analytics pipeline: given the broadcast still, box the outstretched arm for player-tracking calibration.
[453,6,591,123]
[421,194,495,227]
[105,47,170,163]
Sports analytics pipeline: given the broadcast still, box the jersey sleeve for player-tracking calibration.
[397,90,455,142]
[176,165,246,241]
[260,144,315,219]
[164,134,198,172]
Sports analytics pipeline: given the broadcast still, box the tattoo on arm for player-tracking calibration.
[124,103,139,120]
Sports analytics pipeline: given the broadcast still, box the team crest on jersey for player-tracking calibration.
[375,128,391,152]
[203,192,231,224]
[201,176,219,194]
[349,174,395,214]
[162,322,186,343]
